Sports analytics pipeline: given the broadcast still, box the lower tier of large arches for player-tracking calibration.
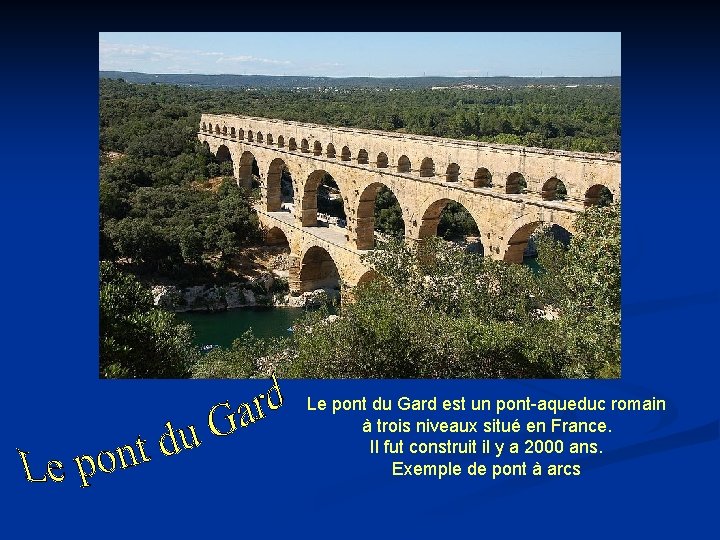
[258,206,577,302]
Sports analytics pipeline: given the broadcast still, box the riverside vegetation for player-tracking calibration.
[99,78,620,379]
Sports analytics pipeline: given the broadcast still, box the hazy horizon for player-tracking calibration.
[100,69,620,79]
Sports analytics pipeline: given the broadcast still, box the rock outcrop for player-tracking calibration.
[285,288,340,309]
[152,273,277,312]
[151,273,338,312]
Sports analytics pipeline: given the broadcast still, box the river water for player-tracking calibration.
[524,256,543,274]
[177,307,306,349]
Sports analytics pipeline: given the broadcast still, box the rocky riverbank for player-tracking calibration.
[151,272,339,312]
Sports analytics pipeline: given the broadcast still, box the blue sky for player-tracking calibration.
[99,32,620,77]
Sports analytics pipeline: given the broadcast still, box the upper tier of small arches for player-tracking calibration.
[200,114,619,204]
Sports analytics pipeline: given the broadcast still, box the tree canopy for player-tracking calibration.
[101,78,620,153]
[100,261,198,378]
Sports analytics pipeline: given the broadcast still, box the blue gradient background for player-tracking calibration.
[2,26,718,538]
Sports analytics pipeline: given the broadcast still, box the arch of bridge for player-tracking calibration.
[499,208,577,263]
[257,212,369,292]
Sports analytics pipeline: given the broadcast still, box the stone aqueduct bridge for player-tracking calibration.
[198,114,621,296]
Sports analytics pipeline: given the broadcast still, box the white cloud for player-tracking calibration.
[99,40,291,73]
[216,55,289,65]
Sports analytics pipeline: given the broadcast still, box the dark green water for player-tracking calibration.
[523,256,543,275]
[177,307,306,349]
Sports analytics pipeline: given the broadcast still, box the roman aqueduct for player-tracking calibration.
[198,114,620,298]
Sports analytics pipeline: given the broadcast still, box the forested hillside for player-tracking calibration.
[100,71,620,91]
[101,78,620,153]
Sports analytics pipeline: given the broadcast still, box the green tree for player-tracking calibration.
[179,227,204,264]
[557,204,621,377]
[104,217,172,269]
[191,330,290,379]
[374,186,404,238]
[100,261,198,378]
[437,202,479,241]
[276,238,553,378]
[530,205,620,377]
